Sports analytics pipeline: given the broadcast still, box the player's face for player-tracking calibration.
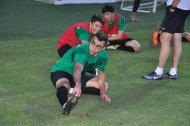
[103,12,114,22]
[89,36,105,56]
[90,21,103,34]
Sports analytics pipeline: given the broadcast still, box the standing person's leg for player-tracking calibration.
[130,0,141,21]
[150,32,172,78]
[142,33,172,80]
[143,7,189,80]
[167,8,189,79]
[142,32,173,80]
[166,33,182,79]
[132,0,141,12]
[171,33,182,69]
[157,32,172,68]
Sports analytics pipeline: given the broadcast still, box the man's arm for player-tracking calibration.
[108,31,123,41]
[73,62,84,97]
[171,0,181,7]
[75,27,91,44]
[97,70,111,103]
[108,16,125,41]
[169,0,181,12]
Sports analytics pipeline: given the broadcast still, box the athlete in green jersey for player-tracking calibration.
[51,31,111,115]
[51,43,108,75]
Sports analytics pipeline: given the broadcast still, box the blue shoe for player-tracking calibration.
[142,72,163,80]
[163,72,178,80]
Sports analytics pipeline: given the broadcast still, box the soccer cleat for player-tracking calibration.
[163,72,178,80]
[62,95,80,115]
[62,95,75,115]
[72,95,79,105]
[106,45,120,50]
[142,72,163,80]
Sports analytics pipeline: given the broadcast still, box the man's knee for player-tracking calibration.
[133,43,141,52]
[125,40,141,52]
[56,78,70,89]
[126,44,141,52]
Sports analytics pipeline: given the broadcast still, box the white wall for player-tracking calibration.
[54,0,122,5]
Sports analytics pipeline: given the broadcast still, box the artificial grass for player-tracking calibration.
[0,0,190,126]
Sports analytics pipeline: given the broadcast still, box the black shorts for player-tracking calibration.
[161,7,189,34]
[109,38,133,46]
[58,44,72,57]
[50,70,95,89]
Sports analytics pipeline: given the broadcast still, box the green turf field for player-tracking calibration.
[0,0,190,126]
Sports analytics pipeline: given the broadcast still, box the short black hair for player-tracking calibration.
[90,15,104,25]
[96,31,108,46]
[102,5,115,14]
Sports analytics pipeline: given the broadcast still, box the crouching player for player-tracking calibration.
[50,31,111,115]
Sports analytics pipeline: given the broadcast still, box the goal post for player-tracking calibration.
[120,0,165,13]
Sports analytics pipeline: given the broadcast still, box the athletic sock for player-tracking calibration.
[155,67,163,75]
[117,46,135,52]
[56,86,68,106]
[169,68,177,75]
[82,87,100,95]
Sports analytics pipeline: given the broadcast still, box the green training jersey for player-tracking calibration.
[51,43,108,75]
[75,27,91,42]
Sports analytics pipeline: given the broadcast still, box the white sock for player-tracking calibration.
[69,88,74,94]
[95,68,98,76]
[169,68,177,75]
[155,67,163,75]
